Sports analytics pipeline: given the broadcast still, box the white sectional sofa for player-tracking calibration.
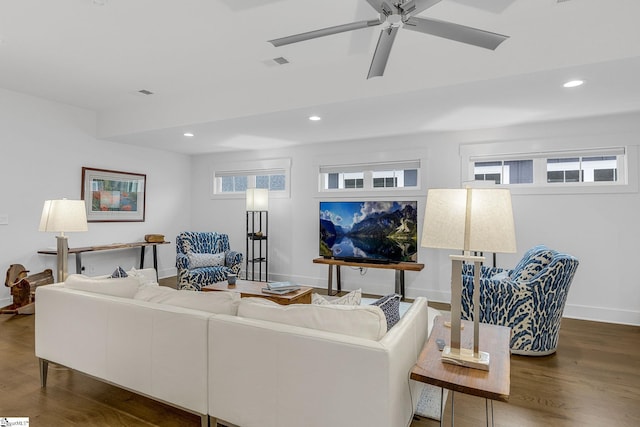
[35,269,438,427]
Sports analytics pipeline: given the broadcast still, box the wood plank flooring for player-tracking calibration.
[1,280,638,426]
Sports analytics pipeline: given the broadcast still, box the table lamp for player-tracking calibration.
[39,199,88,282]
[421,188,516,370]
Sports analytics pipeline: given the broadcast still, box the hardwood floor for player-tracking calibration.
[2,282,639,426]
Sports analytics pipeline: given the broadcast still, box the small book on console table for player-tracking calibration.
[262,287,300,295]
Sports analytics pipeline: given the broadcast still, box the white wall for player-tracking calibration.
[190,112,640,326]
[0,88,191,306]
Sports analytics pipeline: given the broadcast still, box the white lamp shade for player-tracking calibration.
[39,199,88,233]
[421,188,516,253]
[246,188,269,211]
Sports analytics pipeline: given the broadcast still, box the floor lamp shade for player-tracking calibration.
[246,188,269,211]
[39,199,88,283]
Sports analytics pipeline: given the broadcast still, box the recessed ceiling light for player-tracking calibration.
[183,132,194,137]
[308,115,322,121]
[563,80,584,88]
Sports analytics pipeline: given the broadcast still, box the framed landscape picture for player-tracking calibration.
[81,167,146,222]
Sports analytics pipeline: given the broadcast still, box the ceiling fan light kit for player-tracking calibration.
[268,0,510,79]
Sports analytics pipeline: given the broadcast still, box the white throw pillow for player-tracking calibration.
[188,252,226,268]
[134,287,240,315]
[128,267,158,286]
[312,288,361,305]
[238,297,387,341]
[64,274,141,298]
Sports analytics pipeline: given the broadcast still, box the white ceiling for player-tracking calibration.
[1,0,640,154]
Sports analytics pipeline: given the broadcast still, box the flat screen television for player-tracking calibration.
[319,201,418,264]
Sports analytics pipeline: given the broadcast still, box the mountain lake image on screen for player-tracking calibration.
[319,201,418,263]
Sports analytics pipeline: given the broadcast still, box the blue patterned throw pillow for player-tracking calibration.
[370,294,402,330]
[111,266,128,278]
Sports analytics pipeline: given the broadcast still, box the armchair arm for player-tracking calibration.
[225,250,243,270]
[176,253,190,270]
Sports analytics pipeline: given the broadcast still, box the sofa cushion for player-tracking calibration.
[238,297,387,341]
[311,288,361,305]
[188,252,226,268]
[134,286,241,315]
[64,274,141,298]
[370,294,402,330]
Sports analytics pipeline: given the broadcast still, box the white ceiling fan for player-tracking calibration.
[268,0,510,79]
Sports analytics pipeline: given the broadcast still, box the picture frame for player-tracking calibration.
[81,167,146,222]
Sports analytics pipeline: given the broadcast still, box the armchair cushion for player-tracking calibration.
[511,249,554,282]
[187,252,226,268]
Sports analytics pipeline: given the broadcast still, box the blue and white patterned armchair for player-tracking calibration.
[461,245,579,356]
[176,232,243,291]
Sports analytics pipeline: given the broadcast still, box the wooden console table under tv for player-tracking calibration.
[38,241,170,278]
[312,257,424,298]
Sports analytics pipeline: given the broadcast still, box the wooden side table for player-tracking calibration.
[411,315,511,426]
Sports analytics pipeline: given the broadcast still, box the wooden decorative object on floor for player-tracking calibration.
[1,264,53,315]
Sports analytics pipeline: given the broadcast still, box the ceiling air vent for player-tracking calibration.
[273,57,289,65]
[138,89,154,95]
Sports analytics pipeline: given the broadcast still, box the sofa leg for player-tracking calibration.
[39,358,49,388]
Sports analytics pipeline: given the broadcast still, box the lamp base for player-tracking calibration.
[441,346,490,371]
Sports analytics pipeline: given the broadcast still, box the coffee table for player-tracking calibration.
[411,315,511,426]
[202,279,313,305]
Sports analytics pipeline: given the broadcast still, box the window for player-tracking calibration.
[547,156,617,183]
[474,160,533,185]
[213,158,290,198]
[320,160,420,192]
[468,147,626,192]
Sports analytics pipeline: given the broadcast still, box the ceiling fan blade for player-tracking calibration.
[367,26,399,79]
[399,0,443,17]
[269,19,382,47]
[403,16,509,50]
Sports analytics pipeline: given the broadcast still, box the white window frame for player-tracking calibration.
[211,158,291,199]
[318,159,422,194]
[461,140,638,195]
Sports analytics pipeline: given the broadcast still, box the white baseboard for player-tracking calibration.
[0,297,11,308]
[563,303,640,326]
